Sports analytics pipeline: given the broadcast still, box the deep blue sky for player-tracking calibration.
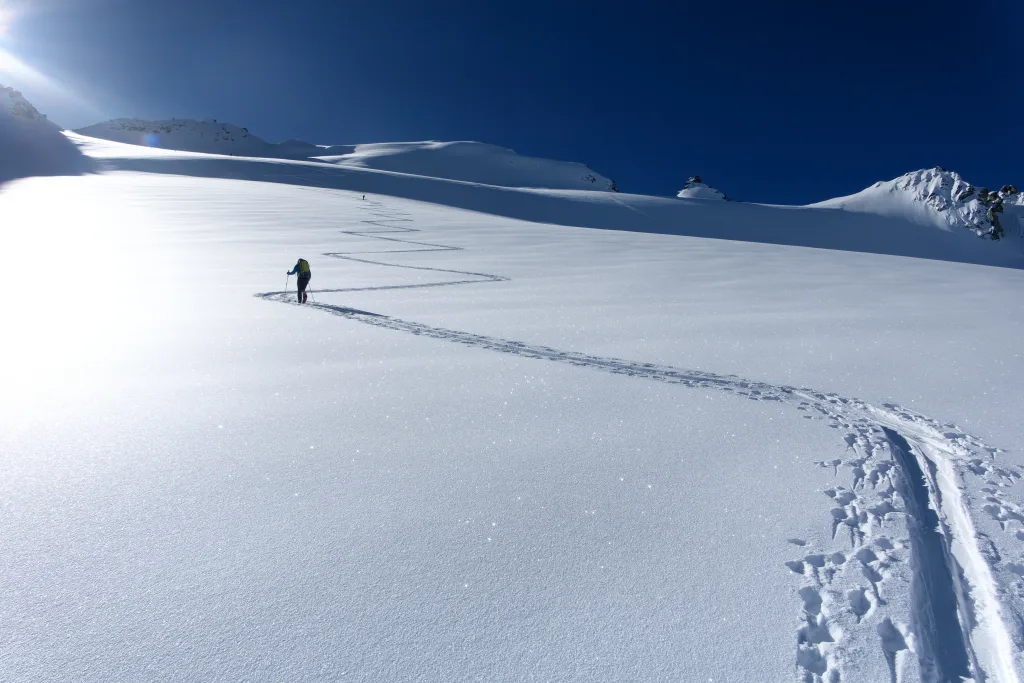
[3,0,1019,203]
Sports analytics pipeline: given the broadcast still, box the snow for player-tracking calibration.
[315,141,617,191]
[1,123,1024,682]
[0,84,92,182]
[676,175,728,200]
[73,120,616,191]
[812,167,1023,241]
[70,132,1024,270]
[74,117,323,159]
[1,84,61,128]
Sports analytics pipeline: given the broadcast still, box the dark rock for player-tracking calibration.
[955,185,975,202]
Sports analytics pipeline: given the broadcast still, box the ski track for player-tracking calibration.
[257,197,1023,683]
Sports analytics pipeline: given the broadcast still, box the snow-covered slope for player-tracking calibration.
[315,141,617,191]
[5,127,1024,682]
[73,121,617,191]
[0,85,92,182]
[74,118,324,159]
[676,175,728,200]
[4,137,1024,682]
[74,133,1024,269]
[813,167,1022,241]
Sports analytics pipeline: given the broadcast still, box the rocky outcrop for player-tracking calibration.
[888,168,1019,240]
[676,176,729,201]
[814,167,1022,242]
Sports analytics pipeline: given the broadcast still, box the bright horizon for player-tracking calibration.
[0,0,1020,204]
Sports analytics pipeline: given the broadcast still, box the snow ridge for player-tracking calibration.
[1,85,60,128]
[0,84,92,182]
[814,167,1022,241]
[74,118,323,159]
[676,175,728,200]
[74,122,618,191]
[316,141,618,191]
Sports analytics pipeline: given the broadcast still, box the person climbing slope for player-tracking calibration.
[287,258,312,303]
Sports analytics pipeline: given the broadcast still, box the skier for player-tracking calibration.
[287,258,312,303]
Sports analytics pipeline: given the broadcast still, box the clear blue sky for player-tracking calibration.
[2,0,1019,203]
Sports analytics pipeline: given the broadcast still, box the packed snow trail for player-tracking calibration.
[258,199,1021,683]
[316,210,507,294]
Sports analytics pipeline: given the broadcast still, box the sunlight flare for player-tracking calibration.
[0,47,104,124]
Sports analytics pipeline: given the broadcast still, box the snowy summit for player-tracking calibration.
[676,175,728,200]
[812,167,1023,241]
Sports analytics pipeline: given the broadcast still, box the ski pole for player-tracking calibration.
[308,287,317,303]
[285,273,290,296]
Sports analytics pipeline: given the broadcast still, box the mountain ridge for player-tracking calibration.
[73,118,618,192]
[5,93,1019,253]
[812,167,1022,241]
[0,84,93,182]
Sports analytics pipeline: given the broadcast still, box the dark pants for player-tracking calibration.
[297,273,311,303]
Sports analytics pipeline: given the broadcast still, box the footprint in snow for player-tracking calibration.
[799,587,822,616]
[824,488,856,505]
[847,587,871,622]
[873,536,895,551]
[877,618,908,683]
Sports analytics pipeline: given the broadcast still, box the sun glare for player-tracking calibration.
[0,2,108,121]
[0,1,14,38]
[0,45,106,124]
[0,177,170,416]
[0,46,53,89]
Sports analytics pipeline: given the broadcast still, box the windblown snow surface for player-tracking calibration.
[2,132,1024,682]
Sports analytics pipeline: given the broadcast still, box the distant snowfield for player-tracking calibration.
[72,121,618,191]
[67,133,1024,270]
[1,135,1024,682]
[315,140,618,191]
